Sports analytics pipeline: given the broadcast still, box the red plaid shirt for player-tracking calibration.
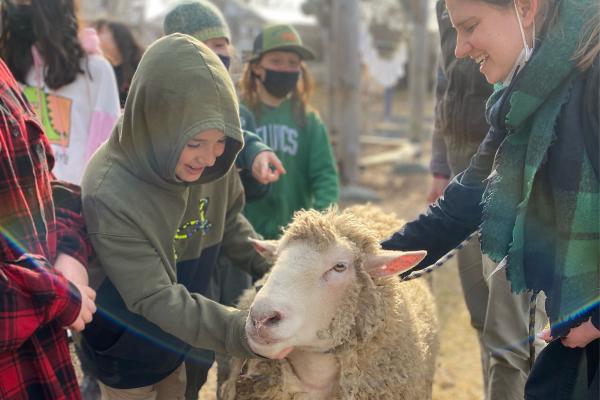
[0,59,90,399]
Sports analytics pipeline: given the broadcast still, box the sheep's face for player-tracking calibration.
[246,237,426,360]
[246,239,357,359]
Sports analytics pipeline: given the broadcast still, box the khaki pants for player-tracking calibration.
[98,364,186,400]
[456,241,548,400]
[455,240,490,389]
[481,255,547,400]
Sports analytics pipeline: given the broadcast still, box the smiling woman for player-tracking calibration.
[447,0,535,84]
[382,0,599,398]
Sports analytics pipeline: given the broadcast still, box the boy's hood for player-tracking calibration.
[113,33,243,188]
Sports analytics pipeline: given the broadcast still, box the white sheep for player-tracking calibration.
[220,205,439,400]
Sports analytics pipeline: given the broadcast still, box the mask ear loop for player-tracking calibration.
[514,0,535,62]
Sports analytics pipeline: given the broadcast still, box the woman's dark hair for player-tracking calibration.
[0,0,85,90]
[94,19,143,92]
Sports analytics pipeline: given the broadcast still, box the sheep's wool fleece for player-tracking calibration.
[221,205,439,399]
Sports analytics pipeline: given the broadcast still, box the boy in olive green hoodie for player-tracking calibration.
[162,3,284,397]
[78,34,269,399]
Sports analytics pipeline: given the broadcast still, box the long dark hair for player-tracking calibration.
[94,19,143,92]
[0,0,84,90]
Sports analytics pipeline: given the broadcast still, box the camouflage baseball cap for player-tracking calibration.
[247,24,315,62]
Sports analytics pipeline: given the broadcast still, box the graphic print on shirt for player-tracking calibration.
[255,124,298,156]
[23,86,72,147]
[175,198,212,240]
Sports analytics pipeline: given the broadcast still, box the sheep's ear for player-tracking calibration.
[365,250,427,278]
[249,238,279,259]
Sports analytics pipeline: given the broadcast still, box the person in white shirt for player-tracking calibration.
[0,0,120,185]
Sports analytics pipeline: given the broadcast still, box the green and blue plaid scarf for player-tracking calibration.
[480,0,599,333]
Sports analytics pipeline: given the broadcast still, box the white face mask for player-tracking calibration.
[502,1,536,86]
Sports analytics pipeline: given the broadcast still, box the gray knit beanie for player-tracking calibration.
[163,0,231,43]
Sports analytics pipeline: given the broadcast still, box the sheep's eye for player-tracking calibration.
[332,263,348,273]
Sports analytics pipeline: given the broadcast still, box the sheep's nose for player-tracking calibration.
[247,301,291,342]
[250,309,283,329]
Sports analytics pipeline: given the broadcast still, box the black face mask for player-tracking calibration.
[260,68,299,99]
[217,54,231,70]
[5,3,35,45]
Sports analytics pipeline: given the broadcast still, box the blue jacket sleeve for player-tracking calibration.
[382,124,505,270]
[235,104,272,171]
[236,105,272,200]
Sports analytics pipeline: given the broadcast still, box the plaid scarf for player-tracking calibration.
[480,0,599,334]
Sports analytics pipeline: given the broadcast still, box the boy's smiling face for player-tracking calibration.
[175,129,226,182]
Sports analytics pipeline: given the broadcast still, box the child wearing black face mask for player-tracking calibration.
[240,24,340,241]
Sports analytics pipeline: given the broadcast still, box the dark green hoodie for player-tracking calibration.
[79,34,268,388]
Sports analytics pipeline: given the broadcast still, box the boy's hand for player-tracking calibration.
[252,151,286,184]
[68,284,97,332]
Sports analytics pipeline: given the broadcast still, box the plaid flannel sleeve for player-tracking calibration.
[0,256,81,352]
[52,181,92,266]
